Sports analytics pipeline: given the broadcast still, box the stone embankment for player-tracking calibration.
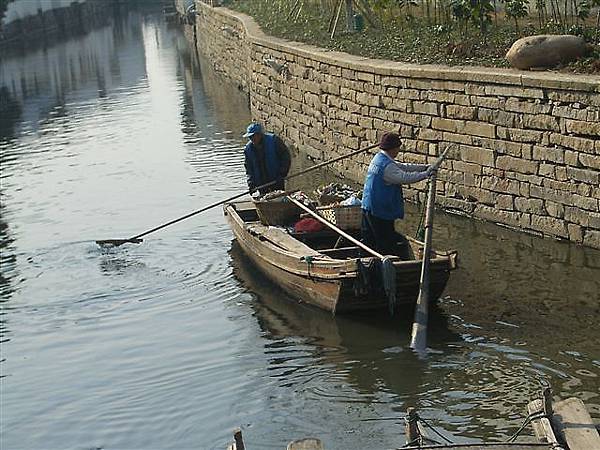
[187,1,600,249]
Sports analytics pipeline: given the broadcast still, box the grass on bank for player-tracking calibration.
[229,0,600,73]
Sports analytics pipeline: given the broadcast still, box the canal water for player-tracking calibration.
[1,5,598,450]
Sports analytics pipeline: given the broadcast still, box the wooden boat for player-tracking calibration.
[223,200,457,314]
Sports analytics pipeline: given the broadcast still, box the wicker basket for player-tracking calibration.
[254,200,301,226]
[317,205,362,230]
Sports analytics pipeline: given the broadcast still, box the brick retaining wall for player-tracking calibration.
[192,1,600,248]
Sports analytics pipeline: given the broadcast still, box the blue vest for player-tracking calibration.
[362,152,404,220]
[244,133,279,186]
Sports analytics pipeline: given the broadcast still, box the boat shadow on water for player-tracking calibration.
[228,240,462,397]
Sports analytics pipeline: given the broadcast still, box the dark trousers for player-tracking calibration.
[361,210,411,259]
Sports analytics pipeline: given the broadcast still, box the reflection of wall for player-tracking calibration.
[0,11,147,130]
[192,3,600,250]
[4,0,86,23]
[1,0,109,47]
[0,86,21,139]
[436,210,600,352]
[0,198,17,302]
[176,26,249,137]
[195,55,249,132]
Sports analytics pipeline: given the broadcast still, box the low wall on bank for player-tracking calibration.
[192,1,600,248]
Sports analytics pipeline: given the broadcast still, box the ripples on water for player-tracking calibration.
[1,4,599,450]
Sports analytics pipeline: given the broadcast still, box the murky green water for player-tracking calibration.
[1,4,598,450]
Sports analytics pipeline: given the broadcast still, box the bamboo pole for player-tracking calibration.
[408,147,450,351]
[286,197,385,259]
[409,173,437,352]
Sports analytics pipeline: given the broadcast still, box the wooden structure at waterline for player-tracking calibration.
[227,430,325,450]
[526,388,600,450]
[223,200,457,314]
[225,390,600,449]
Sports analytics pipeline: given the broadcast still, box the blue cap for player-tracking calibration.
[243,122,263,138]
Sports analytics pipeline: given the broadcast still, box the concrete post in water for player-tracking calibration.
[543,387,553,416]
[287,438,324,449]
[226,428,245,450]
[405,407,420,446]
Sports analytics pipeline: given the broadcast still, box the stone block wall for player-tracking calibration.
[193,1,600,248]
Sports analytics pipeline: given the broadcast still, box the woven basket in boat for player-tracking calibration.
[254,200,301,226]
[317,205,362,230]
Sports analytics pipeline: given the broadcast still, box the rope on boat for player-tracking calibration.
[398,410,454,448]
[414,414,454,445]
[402,410,554,448]
[301,255,315,280]
[415,184,429,242]
[506,411,551,443]
[374,402,557,450]
[354,259,371,296]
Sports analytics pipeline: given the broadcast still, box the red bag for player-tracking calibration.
[294,218,325,233]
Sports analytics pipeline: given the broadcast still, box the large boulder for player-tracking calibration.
[506,34,588,69]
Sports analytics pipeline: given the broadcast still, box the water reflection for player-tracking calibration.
[0,86,22,139]
[0,0,116,56]
[176,28,251,187]
[98,249,148,276]
[394,203,600,423]
[425,213,600,355]
[0,9,148,134]
[229,241,464,415]
[0,202,15,349]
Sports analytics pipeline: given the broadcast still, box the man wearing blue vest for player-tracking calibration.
[243,122,291,197]
[362,132,436,258]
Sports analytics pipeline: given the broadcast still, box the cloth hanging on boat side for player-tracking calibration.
[353,258,396,315]
[380,256,397,315]
[353,258,372,297]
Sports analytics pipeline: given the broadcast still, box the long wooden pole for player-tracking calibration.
[409,173,437,352]
[286,197,385,259]
[409,147,450,350]
[96,143,379,246]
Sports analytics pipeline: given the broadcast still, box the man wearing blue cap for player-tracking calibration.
[243,122,291,196]
[361,132,437,258]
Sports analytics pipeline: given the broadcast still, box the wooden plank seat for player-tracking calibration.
[247,223,322,257]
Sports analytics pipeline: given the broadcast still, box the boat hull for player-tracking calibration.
[224,202,456,314]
